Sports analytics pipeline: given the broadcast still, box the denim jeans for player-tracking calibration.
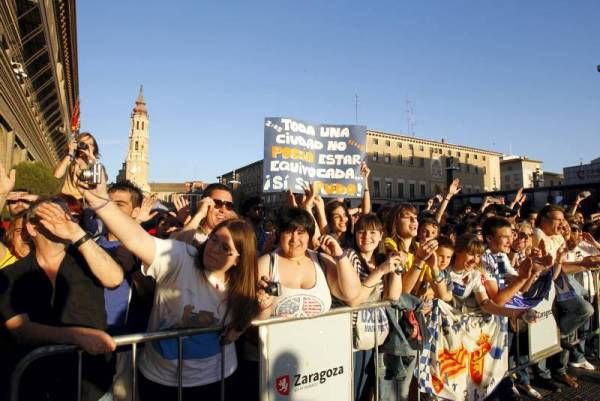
[377,352,417,401]
[548,295,594,374]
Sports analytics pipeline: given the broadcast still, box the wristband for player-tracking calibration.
[334,249,348,261]
[91,199,111,211]
[363,189,369,192]
[73,232,92,248]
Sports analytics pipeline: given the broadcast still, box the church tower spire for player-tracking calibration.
[117,86,150,192]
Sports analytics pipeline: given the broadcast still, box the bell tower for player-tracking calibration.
[119,86,150,192]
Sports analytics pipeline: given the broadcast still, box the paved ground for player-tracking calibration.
[526,357,600,401]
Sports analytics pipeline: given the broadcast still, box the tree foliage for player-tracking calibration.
[13,161,61,196]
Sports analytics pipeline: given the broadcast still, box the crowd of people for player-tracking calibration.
[0,131,599,401]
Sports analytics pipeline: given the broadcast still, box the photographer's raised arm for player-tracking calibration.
[82,181,156,267]
[360,162,371,215]
[53,139,77,179]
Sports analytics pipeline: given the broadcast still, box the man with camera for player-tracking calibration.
[53,132,101,200]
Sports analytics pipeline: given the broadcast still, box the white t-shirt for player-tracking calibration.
[567,241,599,297]
[533,228,565,261]
[139,238,236,387]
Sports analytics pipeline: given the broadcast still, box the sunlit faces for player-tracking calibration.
[279,227,310,259]
[355,228,383,253]
[418,223,438,242]
[109,190,139,218]
[397,211,418,238]
[487,226,513,254]
[454,251,482,272]
[203,227,239,272]
[206,189,234,229]
[77,135,97,157]
[331,206,349,235]
[512,228,533,252]
[542,211,565,236]
[436,246,454,270]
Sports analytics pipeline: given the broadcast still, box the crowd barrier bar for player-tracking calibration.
[11,292,600,401]
[10,326,225,401]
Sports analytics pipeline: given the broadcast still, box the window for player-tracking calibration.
[136,121,139,129]
[141,121,145,130]
[135,141,139,151]
[420,184,426,197]
[457,151,461,157]
[483,156,486,161]
[447,150,452,156]
[409,156,414,166]
[373,181,381,197]
[466,153,470,159]
[373,138,379,145]
[505,175,511,182]
[398,154,403,164]
[372,152,378,162]
[419,145,424,151]
[398,182,404,198]
[398,142,402,148]
[409,144,414,150]
[409,183,415,199]
[385,153,391,163]
[386,182,392,198]
[419,157,425,167]
[385,140,391,147]
[474,154,478,160]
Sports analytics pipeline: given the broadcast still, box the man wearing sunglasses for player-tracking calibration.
[172,183,237,246]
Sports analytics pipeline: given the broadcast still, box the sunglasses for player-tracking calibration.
[7,199,31,205]
[213,199,234,211]
[518,232,532,239]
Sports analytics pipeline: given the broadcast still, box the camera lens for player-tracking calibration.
[77,142,88,150]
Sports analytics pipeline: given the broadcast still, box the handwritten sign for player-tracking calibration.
[263,117,366,198]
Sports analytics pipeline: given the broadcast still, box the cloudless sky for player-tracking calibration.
[77,1,600,183]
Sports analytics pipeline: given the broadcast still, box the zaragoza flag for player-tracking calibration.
[418,300,508,401]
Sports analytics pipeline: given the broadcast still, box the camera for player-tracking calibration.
[264,280,281,297]
[77,141,89,151]
[78,162,104,185]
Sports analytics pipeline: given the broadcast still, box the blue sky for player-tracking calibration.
[77,1,600,183]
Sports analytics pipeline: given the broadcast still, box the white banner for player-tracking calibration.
[259,313,353,401]
[418,300,508,401]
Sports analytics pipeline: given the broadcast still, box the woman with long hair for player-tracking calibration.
[81,179,259,401]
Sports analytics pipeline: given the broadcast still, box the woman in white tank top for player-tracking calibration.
[256,208,362,319]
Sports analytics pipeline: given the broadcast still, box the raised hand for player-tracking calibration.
[34,202,83,242]
[0,165,16,195]
[319,234,344,258]
[136,195,158,223]
[447,178,461,197]
[173,194,191,224]
[286,189,298,208]
[415,239,439,261]
[360,162,371,179]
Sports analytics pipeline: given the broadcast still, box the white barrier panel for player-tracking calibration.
[258,313,353,401]
[528,286,561,361]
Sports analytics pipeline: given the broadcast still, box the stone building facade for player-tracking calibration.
[0,0,78,170]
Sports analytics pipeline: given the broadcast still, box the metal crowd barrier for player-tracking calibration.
[9,326,225,401]
[11,291,600,401]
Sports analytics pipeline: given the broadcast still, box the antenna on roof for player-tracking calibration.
[406,100,415,136]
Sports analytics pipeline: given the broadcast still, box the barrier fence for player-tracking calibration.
[9,285,600,401]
